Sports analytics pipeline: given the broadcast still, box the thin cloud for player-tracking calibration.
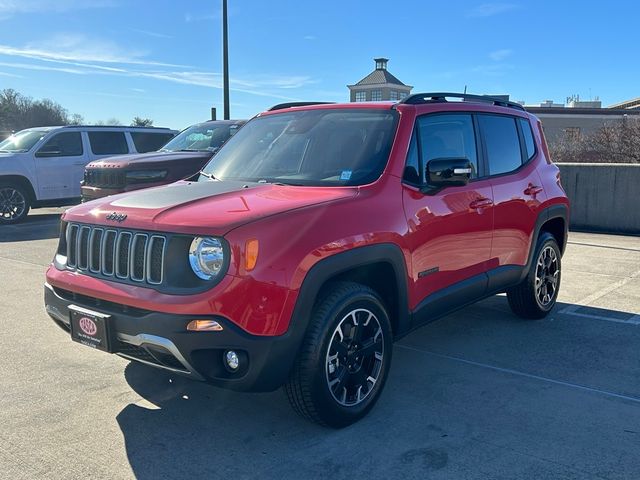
[185,11,219,22]
[489,49,513,61]
[0,0,115,17]
[0,70,22,78]
[0,34,187,67]
[303,35,317,41]
[468,3,518,17]
[129,28,173,40]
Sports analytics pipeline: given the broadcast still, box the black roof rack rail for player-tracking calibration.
[400,92,525,111]
[268,101,335,111]
[60,125,174,130]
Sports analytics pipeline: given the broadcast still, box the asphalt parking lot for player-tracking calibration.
[1,209,639,480]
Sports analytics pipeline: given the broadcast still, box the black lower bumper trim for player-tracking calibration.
[44,283,300,392]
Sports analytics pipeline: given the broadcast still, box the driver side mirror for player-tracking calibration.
[425,158,472,189]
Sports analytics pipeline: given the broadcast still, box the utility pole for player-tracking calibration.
[222,0,230,120]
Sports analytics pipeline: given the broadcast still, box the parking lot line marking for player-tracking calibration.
[567,241,640,253]
[561,268,640,313]
[397,345,640,405]
[0,256,47,268]
[560,309,640,325]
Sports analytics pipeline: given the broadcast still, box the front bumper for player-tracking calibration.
[44,283,299,392]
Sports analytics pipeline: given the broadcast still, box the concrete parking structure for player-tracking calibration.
[1,209,639,479]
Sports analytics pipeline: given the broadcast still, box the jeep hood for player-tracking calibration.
[63,180,357,235]
[86,151,212,169]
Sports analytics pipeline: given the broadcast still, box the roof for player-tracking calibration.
[608,98,640,109]
[349,69,411,88]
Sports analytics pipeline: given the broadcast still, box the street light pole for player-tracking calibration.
[222,0,230,120]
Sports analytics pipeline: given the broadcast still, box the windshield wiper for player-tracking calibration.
[198,171,220,181]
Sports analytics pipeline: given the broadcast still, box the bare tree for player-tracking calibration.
[548,119,640,164]
[94,118,123,126]
[588,119,640,164]
[131,116,153,127]
[0,88,81,131]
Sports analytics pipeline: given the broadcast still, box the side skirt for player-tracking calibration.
[405,265,525,336]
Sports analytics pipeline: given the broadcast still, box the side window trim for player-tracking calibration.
[417,111,480,182]
[518,117,538,161]
[36,131,84,157]
[514,117,528,164]
[472,113,488,179]
[477,112,529,179]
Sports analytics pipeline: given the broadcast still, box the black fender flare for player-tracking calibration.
[288,243,411,338]
[520,203,569,282]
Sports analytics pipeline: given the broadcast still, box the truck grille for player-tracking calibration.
[84,169,126,188]
[66,223,166,285]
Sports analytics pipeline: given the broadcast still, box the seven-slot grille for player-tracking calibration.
[66,223,165,285]
[84,169,126,188]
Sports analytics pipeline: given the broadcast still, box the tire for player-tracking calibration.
[284,281,393,428]
[507,232,561,319]
[0,183,31,225]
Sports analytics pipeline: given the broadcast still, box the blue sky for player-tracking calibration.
[0,0,638,129]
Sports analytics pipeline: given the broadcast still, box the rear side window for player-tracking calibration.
[518,117,536,160]
[88,131,129,155]
[131,132,175,153]
[38,132,83,156]
[416,114,478,179]
[479,115,522,175]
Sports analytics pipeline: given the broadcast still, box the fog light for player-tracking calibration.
[225,350,239,370]
[186,320,223,332]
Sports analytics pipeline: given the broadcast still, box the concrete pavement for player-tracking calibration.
[1,209,639,479]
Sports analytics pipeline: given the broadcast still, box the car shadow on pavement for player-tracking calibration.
[117,359,455,479]
[116,298,640,479]
[0,214,61,242]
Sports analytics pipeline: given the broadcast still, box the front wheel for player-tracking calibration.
[0,183,31,224]
[507,232,562,319]
[285,282,392,428]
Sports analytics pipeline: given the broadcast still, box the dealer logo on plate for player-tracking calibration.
[78,317,97,336]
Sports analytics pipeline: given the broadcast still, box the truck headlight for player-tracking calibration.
[125,170,168,183]
[189,237,225,280]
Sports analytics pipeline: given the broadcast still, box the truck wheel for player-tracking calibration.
[507,232,561,319]
[0,183,31,224]
[285,282,392,428]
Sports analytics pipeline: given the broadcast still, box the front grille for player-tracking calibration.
[66,223,166,286]
[84,169,126,188]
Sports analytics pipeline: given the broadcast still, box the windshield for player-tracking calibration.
[0,130,48,153]
[160,123,239,152]
[199,109,398,186]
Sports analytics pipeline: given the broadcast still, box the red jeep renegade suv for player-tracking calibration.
[44,94,569,427]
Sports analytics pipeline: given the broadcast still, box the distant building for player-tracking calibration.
[608,98,640,110]
[526,96,640,144]
[348,58,412,102]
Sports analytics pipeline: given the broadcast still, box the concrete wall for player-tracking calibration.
[557,163,640,234]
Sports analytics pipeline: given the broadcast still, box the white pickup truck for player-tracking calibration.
[0,125,176,224]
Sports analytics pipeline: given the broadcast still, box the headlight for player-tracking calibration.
[125,170,168,183]
[189,237,225,280]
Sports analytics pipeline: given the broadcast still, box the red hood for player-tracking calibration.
[63,180,357,236]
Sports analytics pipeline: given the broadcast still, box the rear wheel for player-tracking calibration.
[0,183,30,224]
[285,282,392,428]
[507,232,561,319]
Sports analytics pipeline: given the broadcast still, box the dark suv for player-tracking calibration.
[45,93,569,427]
[81,120,245,201]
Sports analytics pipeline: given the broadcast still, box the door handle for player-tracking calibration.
[524,184,543,196]
[469,198,493,209]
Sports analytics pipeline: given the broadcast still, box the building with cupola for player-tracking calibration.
[347,58,413,102]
